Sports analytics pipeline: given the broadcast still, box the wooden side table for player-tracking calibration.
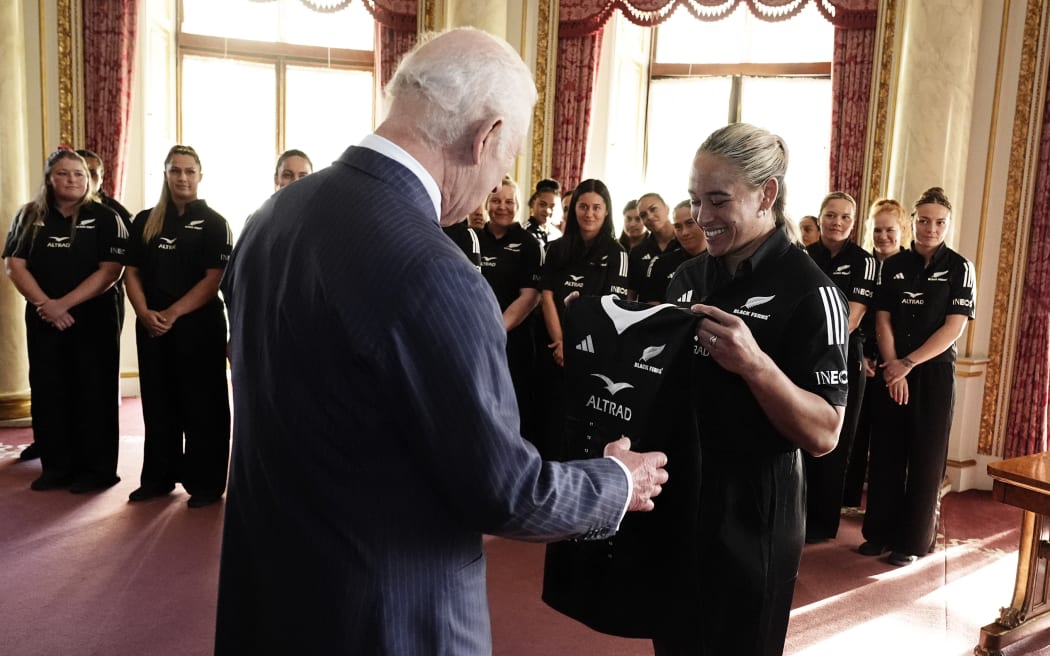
[977,452,1050,656]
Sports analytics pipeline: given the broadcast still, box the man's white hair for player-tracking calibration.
[385,28,537,158]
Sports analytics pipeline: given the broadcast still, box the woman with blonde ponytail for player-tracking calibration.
[123,145,232,508]
[2,148,127,492]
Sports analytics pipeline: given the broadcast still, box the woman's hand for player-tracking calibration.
[880,357,913,387]
[887,377,909,405]
[690,304,764,376]
[549,340,564,367]
[139,309,172,338]
[863,356,877,378]
[36,299,75,330]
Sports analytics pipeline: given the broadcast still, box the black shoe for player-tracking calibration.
[69,475,121,494]
[30,472,72,491]
[857,541,888,556]
[887,551,918,566]
[187,494,221,509]
[128,484,175,502]
[19,443,41,461]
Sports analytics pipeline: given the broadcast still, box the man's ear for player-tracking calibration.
[472,118,504,165]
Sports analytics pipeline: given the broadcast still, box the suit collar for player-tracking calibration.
[355,134,441,223]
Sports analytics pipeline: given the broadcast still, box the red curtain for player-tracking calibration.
[82,0,140,200]
[1004,84,1050,458]
[828,2,877,200]
[362,0,416,90]
[551,32,604,192]
[552,0,874,194]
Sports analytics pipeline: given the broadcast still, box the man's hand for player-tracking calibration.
[604,437,668,512]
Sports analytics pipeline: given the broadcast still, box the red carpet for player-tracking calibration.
[2,397,1049,655]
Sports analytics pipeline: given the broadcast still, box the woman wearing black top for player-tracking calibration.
[537,180,628,459]
[124,145,232,508]
[859,187,976,566]
[478,177,544,450]
[2,149,126,492]
[842,198,909,507]
[802,191,877,542]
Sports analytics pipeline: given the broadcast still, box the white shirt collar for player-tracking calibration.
[358,133,442,224]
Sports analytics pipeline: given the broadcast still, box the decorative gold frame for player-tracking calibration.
[56,0,84,149]
[979,0,1050,455]
[529,0,557,190]
[864,0,897,210]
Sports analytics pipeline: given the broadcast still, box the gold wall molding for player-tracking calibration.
[978,0,1050,455]
[864,0,898,206]
[969,0,1013,358]
[529,0,557,190]
[418,0,440,32]
[0,395,31,422]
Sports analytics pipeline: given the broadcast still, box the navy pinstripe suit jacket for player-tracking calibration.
[214,146,630,655]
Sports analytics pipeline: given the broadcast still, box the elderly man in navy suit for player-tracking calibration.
[215,27,669,655]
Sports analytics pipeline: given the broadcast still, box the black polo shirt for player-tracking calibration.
[125,199,231,309]
[3,201,126,304]
[636,248,692,304]
[525,217,548,247]
[666,229,850,455]
[805,240,877,320]
[442,220,481,271]
[627,232,679,293]
[540,236,628,326]
[873,242,975,364]
[477,222,542,311]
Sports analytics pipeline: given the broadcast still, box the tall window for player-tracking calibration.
[598,4,833,224]
[176,0,376,234]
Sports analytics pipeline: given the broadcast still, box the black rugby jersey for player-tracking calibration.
[477,222,542,311]
[873,242,975,364]
[627,232,679,294]
[540,237,628,325]
[543,295,701,638]
[442,220,481,271]
[636,248,691,304]
[125,199,232,308]
[805,240,877,313]
[3,202,126,304]
[666,229,850,455]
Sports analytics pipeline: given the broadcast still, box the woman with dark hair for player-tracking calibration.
[525,178,561,246]
[798,214,820,247]
[535,180,628,460]
[859,187,975,566]
[124,145,232,508]
[2,148,126,492]
[539,179,628,367]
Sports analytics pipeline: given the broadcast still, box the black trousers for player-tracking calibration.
[26,296,120,482]
[842,361,880,507]
[862,361,955,555]
[697,449,804,656]
[803,333,866,539]
[506,317,539,447]
[135,303,230,497]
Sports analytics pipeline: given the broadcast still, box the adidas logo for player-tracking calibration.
[677,291,693,303]
[893,272,904,280]
[576,335,595,353]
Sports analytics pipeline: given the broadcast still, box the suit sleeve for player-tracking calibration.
[383,252,629,542]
